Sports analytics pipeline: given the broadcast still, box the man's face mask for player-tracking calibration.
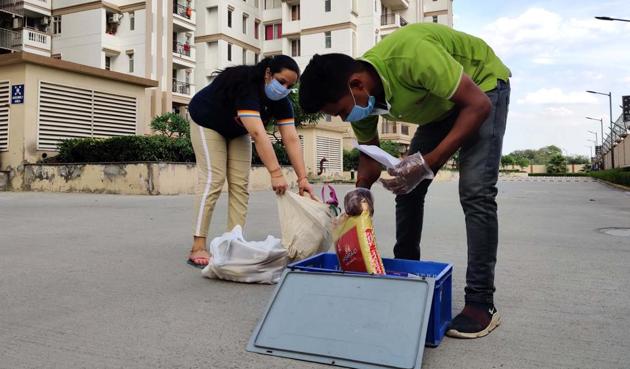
[344,86,375,122]
[265,78,290,101]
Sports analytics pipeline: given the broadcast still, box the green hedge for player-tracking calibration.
[528,173,588,177]
[588,168,630,187]
[56,136,194,163]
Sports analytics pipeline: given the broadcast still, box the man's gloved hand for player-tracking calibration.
[380,152,434,195]
[343,188,374,216]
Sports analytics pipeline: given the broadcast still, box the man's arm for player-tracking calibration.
[423,73,491,170]
[356,136,383,189]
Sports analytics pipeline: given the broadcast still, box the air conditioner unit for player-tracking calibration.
[12,17,22,29]
[41,17,50,25]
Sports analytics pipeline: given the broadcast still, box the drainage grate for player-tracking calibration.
[599,228,630,237]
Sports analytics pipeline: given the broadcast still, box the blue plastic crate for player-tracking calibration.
[288,253,452,347]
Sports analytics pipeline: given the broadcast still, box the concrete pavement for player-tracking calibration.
[1,179,630,369]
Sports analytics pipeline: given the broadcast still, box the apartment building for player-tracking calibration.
[49,0,197,117]
[0,0,52,56]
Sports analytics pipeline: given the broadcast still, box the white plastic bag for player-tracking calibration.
[277,191,335,262]
[201,225,288,284]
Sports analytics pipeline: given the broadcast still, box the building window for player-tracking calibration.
[105,56,111,70]
[325,31,331,48]
[242,13,248,33]
[227,43,232,61]
[254,20,260,39]
[129,11,135,30]
[242,49,247,64]
[52,53,61,59]
[374,0,377,11]
[265,23,281,40]
[128,53,134,73]
[264,0,280,9]
[291,38,300,57]
[291,5,300,20]
[325,114,332,122]
[324,0,331,12]
[433,15,438,23]
[53,16,61,34]
[228,9,232,27]
[254,53,259,63]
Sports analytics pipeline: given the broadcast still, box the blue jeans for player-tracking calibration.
[394,80,510,304]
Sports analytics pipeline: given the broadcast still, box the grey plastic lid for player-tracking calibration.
[247,270,435,369]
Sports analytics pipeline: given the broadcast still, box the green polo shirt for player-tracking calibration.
[352,23,511,143]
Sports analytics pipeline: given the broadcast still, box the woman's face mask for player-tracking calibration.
[265,78,291,101]
[344,86,375,122]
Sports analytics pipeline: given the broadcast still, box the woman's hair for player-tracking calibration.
[210,55,300,102]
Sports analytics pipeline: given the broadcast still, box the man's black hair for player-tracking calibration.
[299,53,364,114]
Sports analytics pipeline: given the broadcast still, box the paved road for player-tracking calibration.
[1,179,629,369]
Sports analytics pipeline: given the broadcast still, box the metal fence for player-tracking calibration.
[0,27,21,51]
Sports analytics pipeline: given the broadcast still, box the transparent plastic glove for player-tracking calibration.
[343,188,374,216]
[380,152,434,195]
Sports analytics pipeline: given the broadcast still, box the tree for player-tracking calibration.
[343,149,360,171]
[151,112,190,139]
[566,155,590,165]
[546,154,567,174]
[380,140,402,157]
[515,157,530,168]
[501,154,516,168]
[283,85,324,127]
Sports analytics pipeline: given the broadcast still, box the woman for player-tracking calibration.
[186,55,314,268]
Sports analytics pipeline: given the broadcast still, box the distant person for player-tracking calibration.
[186,55,314,268]
[298,23,511,339]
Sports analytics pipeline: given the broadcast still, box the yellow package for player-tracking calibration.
[333,212,385,275]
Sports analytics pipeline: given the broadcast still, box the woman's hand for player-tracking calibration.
[271,171,288,195]
[298,177,317,200]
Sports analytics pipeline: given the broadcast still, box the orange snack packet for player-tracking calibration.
[333,211,385,275]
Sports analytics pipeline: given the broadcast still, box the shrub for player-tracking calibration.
[589,168,630,187]
[150,112,190,139]
[56,135,194,163]
[546,154,567,174]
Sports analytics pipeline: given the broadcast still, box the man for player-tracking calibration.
[299,23,510,338]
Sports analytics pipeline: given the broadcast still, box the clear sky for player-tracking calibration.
[452,0,630,157]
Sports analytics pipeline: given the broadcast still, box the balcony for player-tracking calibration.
[21,28,50,54]
[0,0,22,15]
[283,19,300,36]
[173,2,196,30]
[381,13,407,28]
[381,0,408,11]
[0,0,51,16]
[0,27,21,52]
[263,38,282,54]
[172,79,191,95]
[172,41,195,68]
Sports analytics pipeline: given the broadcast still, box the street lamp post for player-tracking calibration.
[586,117,604,146]
[588,130,598,146]
[586,90,614,168]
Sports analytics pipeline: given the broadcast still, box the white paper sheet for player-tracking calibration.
[353,142,401,169]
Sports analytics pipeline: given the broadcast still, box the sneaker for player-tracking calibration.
[446,303,501,339]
